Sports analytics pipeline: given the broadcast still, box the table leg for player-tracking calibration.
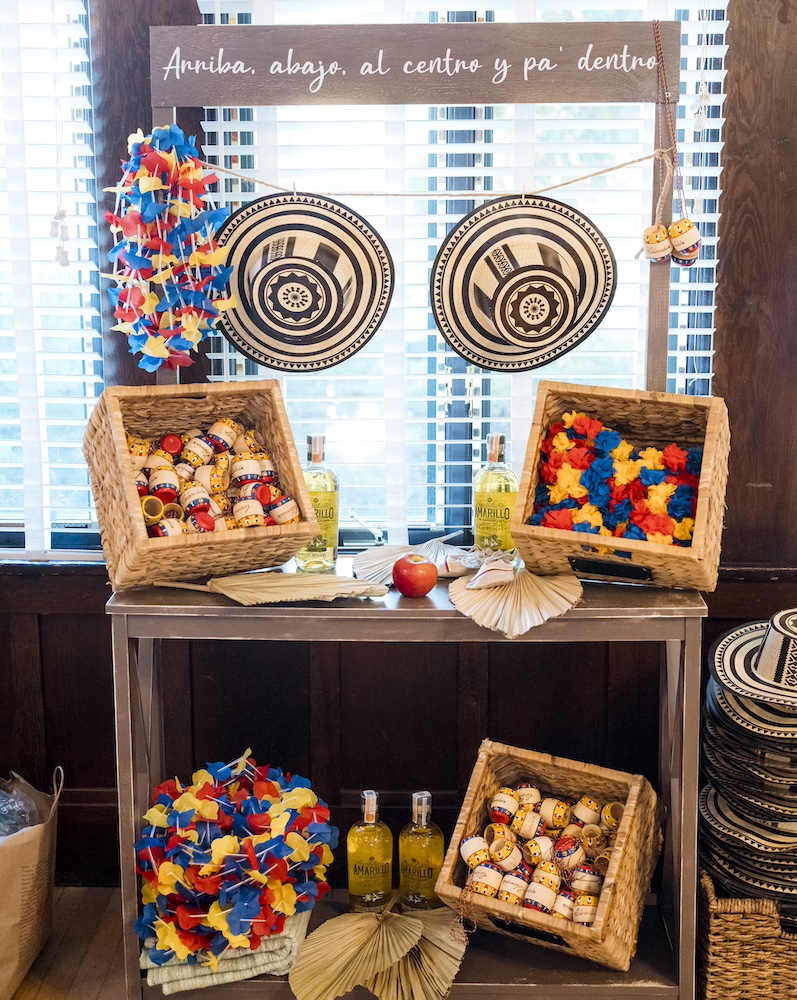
[111,619,145,1000]
[678,618,702,1000]
[137,638,163,785]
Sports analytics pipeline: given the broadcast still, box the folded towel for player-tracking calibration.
[140,910,311,994]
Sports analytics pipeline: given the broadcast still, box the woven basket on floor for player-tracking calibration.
[83,381,317,591]
[435,739,662,971]
[510,381,729,591]
[698,872,797,999]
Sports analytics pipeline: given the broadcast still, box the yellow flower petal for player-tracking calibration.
[674,517,695,542]
[613,458,643,486]
[550,431,575,454]
[143,804,169,828]
[638,447,665,471]
[646,532,674,545]
[561,410,586,429]
[141,335,170,359]
[210,835,240,866]
[154,919,192,961]
[286,832,312,862]
[610,439,635,462]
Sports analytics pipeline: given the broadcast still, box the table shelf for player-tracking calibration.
[108,564,704,1000]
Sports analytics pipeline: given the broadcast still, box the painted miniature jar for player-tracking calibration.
[223,515,238,531]
[148,518,186,538]
[207,496,227,520]
[643,223,673,262]
[233,497,266,529]
[470,862,503,898]
[269,496,301,524]
[185,511,216,534]
[511,804,547,841]
[258,454,277,484]
[159,433,184,459]
[181,427,203,446]
[161,503,185,521]
[181,434,215,469]
[572,893,600,926]
[523,880,556,913]
[140,495,165,526]
[489,787,520,824]
[180,483,212,516]
[532,860,561,893]
[570,862,602,894]
[561,823,584,840]
[593,849,614,878]
[173,461,196,484]
[460,834,490,869]
[489,837,523,872]
[127,435,151,470]
[230,451,263,487]
[135,471,149,497]
[672,250,699,268]
[148,468,180,505]
[497,865,532,906]
[515,782,542,809]
[600,802,624,835]
[572,795,602,828]
[141,450,175,478]
[554,837,586,872]
[239,481,270,505]
[212,514,229,532]
[539,798,572,830]
[484,822,516,846]
[580,824,607,859]
[551,887,577,921]
[668,218,701,253]
[206,418,242,453]
[521,835,555,867]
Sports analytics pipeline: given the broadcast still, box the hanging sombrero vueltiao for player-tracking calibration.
[430,194,616,371]
[215,192,394,371]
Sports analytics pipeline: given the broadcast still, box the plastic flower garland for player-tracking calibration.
[104,124,235,372]
[530,410,702,547]
[134,750,338,970]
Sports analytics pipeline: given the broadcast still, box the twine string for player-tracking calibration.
[198,146,673,202]
[653,19,687,220]
[653,149,675,227]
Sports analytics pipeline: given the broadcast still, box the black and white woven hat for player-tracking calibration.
[711,609,797,708]
[705,676,797,745]
[430,194,616,372]
[215,193,394,371]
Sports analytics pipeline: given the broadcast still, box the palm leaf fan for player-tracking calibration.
[353,532,470,586]
[363,907,468,1000]
[153,572,388,606]
[288,907,423,1000]
[449,567,583,638]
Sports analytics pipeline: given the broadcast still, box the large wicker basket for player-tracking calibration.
[698,872,797,999]
[435,739,662,971]
[510,381,730,591]
[83,381,317,591]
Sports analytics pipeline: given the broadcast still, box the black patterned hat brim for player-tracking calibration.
[711,616,797,708]
[216,193,394,371]
[430,194,615,372]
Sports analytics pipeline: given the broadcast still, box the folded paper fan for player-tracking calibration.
[288,908,423,1000]
[364,907,467,1000]
[153,572,388,606]
[449,567,583,638]
[353,532,470,586]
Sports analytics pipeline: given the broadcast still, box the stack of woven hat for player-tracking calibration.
[699,609,797,925]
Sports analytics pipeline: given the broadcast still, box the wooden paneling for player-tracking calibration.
[713,1,797,567]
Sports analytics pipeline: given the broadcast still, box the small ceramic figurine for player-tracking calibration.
[497,864,532,905]
[643,223,673,262]
[572,795,602,828]
[572,892,600,925]
[470,862,503,897]
[460,834,490,869]
[532,859,562,893]
[523,880,557,913]
[489,837,523,872]
[551,887,577,920]
[489,787,520,824]
[511,804,547,841]
[539,797,572,830]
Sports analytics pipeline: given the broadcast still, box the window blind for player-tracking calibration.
[0,0,101,558]
[199,0,727,545]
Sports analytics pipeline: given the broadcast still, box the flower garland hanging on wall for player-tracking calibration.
[104,124,235,371]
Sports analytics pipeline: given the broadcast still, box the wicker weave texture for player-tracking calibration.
[435,739,662,971]
[509,381,730,591]
[82,381,317,591]
[698,872,797,1000]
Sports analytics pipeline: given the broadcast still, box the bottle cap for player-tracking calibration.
[307,434,325,464]
[361,789,378,823]
[160,434,183,457]
[188,511,216,533]
[487,433,506,464]
[411,790,432,826]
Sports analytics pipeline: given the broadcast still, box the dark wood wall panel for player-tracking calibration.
[713,1,797,568]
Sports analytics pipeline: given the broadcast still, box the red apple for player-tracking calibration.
[392,553,438,597]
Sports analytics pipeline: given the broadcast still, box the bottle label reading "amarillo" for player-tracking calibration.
[350,860,391,896]
[309,491,338,548]
[474,492,517,550]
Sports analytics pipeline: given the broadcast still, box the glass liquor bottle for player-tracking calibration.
[347,789,393,912]
[296,434,339,572]
[472,432,519,551]
[399,790,445,910]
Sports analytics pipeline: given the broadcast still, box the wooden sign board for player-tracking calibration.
[150,21,680,107]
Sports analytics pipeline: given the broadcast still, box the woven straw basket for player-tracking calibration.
[83,381,317,591]
[510,381,730,591]
[436,739,662,971]
[698,872,797,999]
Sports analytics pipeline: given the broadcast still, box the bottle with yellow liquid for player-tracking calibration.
[347,789,393,912]
[295,434,339,572]
[399,790,445,910]
[473,432,519,551]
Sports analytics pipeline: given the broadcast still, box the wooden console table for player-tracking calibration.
[107,572,705,1000]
